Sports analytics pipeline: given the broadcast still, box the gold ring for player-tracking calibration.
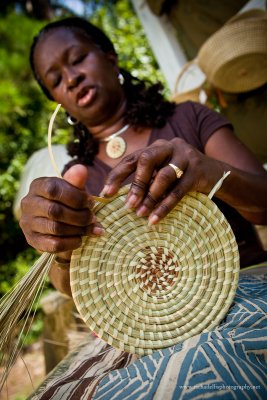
[168,163,184,179]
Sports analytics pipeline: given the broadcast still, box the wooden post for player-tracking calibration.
[41,291,76,373]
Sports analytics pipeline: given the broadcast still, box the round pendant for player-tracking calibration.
[106,137,126,159]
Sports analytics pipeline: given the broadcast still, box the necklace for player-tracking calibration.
[100,124,129,159]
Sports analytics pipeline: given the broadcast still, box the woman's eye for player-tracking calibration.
[51,75,61,88]
[72,54,86,65]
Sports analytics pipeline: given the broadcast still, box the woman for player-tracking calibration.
[20,17,267,399]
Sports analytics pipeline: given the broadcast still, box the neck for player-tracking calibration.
[93,118,128,141]
[99,123,130,142]
[86,99,128,141]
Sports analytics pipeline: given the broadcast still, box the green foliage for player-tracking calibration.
[0,14,55,268]
[21,315,44,346]
[90,1,165,84]
[0,248,38,294]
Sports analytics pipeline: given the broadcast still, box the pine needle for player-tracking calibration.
[0,252,55,391]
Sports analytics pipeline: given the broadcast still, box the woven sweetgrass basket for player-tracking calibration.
[70,187,240,356]
[197,9,267,93]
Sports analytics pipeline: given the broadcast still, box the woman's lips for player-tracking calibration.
[77,87,96,107]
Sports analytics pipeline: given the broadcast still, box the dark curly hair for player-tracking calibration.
[30,17,176,169]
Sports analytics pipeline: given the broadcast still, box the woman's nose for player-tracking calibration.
[64,67,84,89]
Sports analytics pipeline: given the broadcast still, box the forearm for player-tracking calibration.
[203,127,267,225]
[215,165,267,225]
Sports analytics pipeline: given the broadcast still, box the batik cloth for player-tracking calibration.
[29,274,267,400]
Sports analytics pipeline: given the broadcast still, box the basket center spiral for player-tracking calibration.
[135,246,180,294]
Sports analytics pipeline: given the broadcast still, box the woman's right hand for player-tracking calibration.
[19,164,103,253]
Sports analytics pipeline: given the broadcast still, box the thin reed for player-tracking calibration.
[0,252,55,391]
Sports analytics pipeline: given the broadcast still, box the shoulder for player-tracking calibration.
[164,101,233,150]
[171,101,227,120]
[171,101,233,132]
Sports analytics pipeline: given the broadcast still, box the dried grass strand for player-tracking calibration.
[0,253,55,392]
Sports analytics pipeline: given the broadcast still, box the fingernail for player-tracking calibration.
[125,194,138,209]
[136,205,149,217]
[100,185,111,197]
[148,214,159,226]
[92,226,105,236]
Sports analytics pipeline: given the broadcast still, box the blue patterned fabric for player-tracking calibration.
[94,275,267,399]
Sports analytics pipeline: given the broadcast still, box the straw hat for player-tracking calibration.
[197,9,267,93]
[70,186,240,355]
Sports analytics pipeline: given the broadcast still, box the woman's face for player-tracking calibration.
[33,27,125,127]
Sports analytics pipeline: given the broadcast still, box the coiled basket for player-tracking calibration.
[70,187,240,356]
[197,9,267,93]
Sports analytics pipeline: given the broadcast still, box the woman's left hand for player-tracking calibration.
[101,138,226,224]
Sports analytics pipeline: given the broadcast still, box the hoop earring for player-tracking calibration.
[67,115,78,126]
[118,72,124,85]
